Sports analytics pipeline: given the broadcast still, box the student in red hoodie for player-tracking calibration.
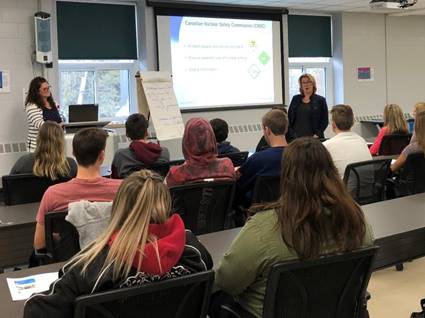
[24,170,212,318]
[111,113,169,178]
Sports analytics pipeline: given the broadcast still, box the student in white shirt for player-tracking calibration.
[323,104,372,178]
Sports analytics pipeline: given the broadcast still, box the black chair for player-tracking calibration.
[45,211,80,262]
[396,152,425,196]
[148,162,171,177]
[2,174,70,205]
[169,180,235,235]
[218,152,249,167]
[261,246,378,318]
[378,133,411,156]
[74,270,214,318]
[343,159,391,205]
[251,175,281,204]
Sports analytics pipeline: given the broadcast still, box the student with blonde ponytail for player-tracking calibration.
[24,170,212,318]
[11,121,77,179]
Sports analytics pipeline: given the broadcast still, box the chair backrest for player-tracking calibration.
[263,246,378,318]
[378,133,411,155]
[148,162,171,177]
[398,152,425,195]
[2,174,70,205]
[45,211,80,262]
[343,159,391,205]
[251,175,281,204]
[74,270,214,318]
[218,151,249,167]
[169,180,235,235]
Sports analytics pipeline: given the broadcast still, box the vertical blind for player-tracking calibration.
[288,15,332,57]
[57,1,138,60]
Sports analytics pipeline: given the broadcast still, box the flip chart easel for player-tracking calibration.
[135,71,184,141]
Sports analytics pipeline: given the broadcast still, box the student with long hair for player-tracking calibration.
[25,77,62,152]
[370,104,408,155]
[165,118,235,186]
[24,170,213,318]
[213,138,374,318]
[391,111,425,171]
[11,121,77,179]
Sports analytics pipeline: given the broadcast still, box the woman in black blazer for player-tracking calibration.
[288,74,328,141]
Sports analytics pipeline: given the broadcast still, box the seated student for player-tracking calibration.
[255,105,288,153]
[369,104,409,155]
[212,138,374,318]
[24,170,213,318]
[165,118,235,186]
[391,111,425,171]
[10,121,77,179]
[33,128,122,251]
[111,113,169,178]
[210,118,240,155]
[408,102,425,145]
[323,105,372,178]
[235,109,288,207]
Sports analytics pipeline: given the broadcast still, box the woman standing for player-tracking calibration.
[25,77,62,152]
[288,74,328,140]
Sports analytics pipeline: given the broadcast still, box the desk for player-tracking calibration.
[199,193,425,270]
[362,118,415,134]
[1,194,424,317]
[364,193,425,269]
[0,262,62,318]
[0,203,38,269]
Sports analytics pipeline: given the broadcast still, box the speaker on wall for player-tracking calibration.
[34,11,52,64]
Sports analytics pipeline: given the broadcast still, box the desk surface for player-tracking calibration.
[1,194,424,316]
[0,203,38,227]
[363,193,425,239]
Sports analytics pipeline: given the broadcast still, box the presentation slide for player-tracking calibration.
[157,16,283,109]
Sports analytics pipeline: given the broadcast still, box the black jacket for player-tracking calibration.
[288,94,329,140]
[23,231,213,318]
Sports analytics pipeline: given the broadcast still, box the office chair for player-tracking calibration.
[74,270,214,318]
[378,133,411,156]
[44,210,80,262]
[169,180,236,235]
[395,152,425,196]
[2,173,70,205]
[218,151,249,167]
[343,159,391,205]
[251,175,281,204]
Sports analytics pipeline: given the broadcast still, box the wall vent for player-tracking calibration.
[229,123,262,134]
[0,142,27,154]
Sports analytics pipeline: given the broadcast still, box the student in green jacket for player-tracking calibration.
[212,137,374,318]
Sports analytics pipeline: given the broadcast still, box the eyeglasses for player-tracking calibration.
[40,85,51,92]
[301,81,312,85]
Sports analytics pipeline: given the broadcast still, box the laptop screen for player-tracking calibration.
[68,104,98,122]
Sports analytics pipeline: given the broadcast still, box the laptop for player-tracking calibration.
[68,104,98,122]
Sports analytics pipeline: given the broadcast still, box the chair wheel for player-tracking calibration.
[395,263,404,271]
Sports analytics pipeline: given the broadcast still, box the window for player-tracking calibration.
[288,57,333,106]
[58,60,137,122]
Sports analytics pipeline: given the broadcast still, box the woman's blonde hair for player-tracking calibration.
[298,74,317,95]
[415,111,425,153]
[414,102,425,117]
[383,104,408,134]
[33,121,70,180]
[70,170,171,281]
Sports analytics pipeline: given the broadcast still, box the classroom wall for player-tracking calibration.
[0,0,40,177]
[1,4,425,169]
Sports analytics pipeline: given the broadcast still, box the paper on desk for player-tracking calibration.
[7,272,58,301]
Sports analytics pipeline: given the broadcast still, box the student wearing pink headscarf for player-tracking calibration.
[165,118,235,187]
